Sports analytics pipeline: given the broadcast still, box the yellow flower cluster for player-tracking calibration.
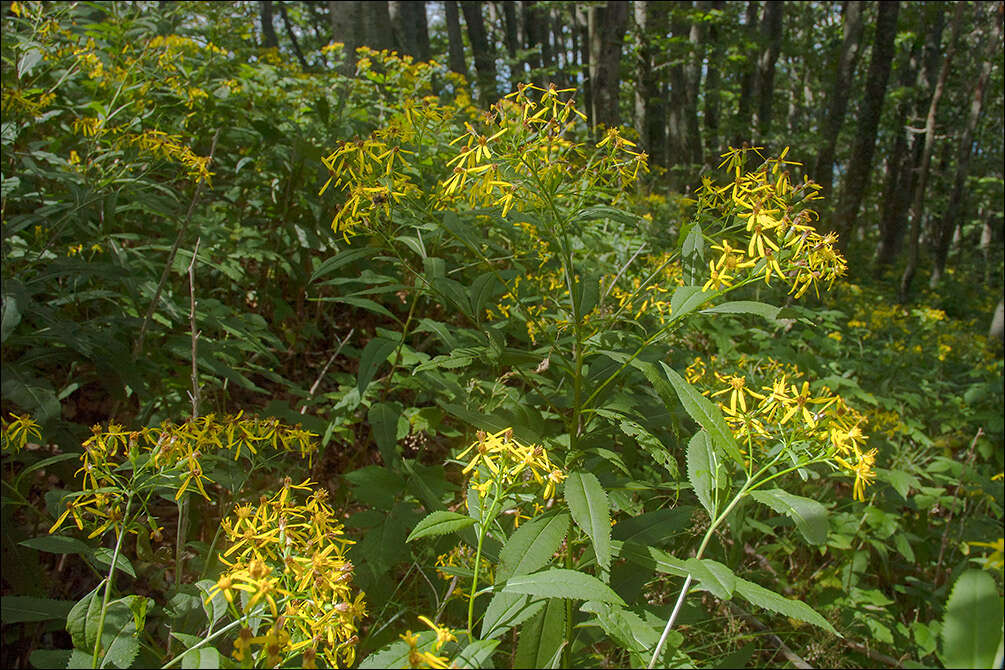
[1,413,42,454]
[698,146,847,299]
[209,481,365,668]
[49,414,318,537]
[688,356,876,501]
[400,616,459,669]
[457,428,565,500]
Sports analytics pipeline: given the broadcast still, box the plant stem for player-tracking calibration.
[92,495,133,669]
[467,487,501,635]
[160,616,246,669]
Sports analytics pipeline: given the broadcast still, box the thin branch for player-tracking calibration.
[299,328,354,414]
[727,601,814,669]
[188,238,202,420]
[279,2,310,71]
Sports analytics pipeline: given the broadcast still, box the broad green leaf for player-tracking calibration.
[750,489,828,545]
[656,362,744,466]
[940,569,1004,669]
[564,473,611,574]
[496,513,569,582]
[327,296,400,322]
[700,300,781,321]
[357,337,398,396]
[681,225,705,284]
[687,430,718,517]
[454,639,500,668]
[28,649,72,669]
[612,540,688,577]
[310,247,374,282]
[734,576,839,636]
[100,597,142,669]
[515,598,566,669]
[19,535,91,555]
[684,558,736,600]
[668,285,709,322]
[171,633,223,669]
[17,453,80,482]
[480,592,546,639]
[92,548,136,578]
[581,601,658,653]
[612,508,693,546]
[195,580,226,627]
[406,511,476,542]
[502,569,626,606]
[1,596,74,623]
[368,402,401,466]
[613,418,677,479]
[67,585,102,650]
[359,631,436,669]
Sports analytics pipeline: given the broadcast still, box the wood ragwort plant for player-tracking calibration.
[313,83,871,668]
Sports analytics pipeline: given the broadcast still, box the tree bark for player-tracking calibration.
[929,2,1002,288]
[444,0,468,76]
[260,0,279,48]
[835,1,898,250]
[388,1,431,61]
[753,1,784,140]
[329,0,362,74]
[460,1,499,104]
[990,298,1004,346]
[703,1,724,157]
[734,1,760,146]
[575,4,592,121]
[685,2,706,165]
[814,1,865,201]
[589,1,629,129]
[634,1,666,166]
[899,3,964,303]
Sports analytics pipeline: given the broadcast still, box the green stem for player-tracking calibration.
[92,495,133,669]
[160,612,249,668]
[467,486,502,635]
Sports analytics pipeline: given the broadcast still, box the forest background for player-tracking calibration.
[1,1,1003,669]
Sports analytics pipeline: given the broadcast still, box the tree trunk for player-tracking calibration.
[814,1,865,201]
[685,2,706,165]
[899,3,964,303]
[329,0,362,74]
[990,298,1004,346]
[260,0,279,48]
[444,1,468,76]
[388,1,430,61]
[753,1,783,140]
[279,2,310,70]
[734,1,760,146]
[460,1,498,104]
[634,1,666,166]
[501,1,519,62]
[576,4,592,121]
[360,2,393,51]
[703,1,724,157]
[589,1,629,129]
[929,2,1002,288]
[835,1,898,250]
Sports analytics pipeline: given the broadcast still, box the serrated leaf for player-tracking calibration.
[368,402,401,466]
[357,337,398,396]
[564,473,611,574]
[496,513,569,582]
[581,601,659,653]
[1,596,74,623]
[480,592,546,639]
[455,639,500,668]
[687,430,718,517]
[940,569,1003,669]
[196,580,226,627]
[66,584,102,651]
[749,489,828,545]
[359,631,436,669]
[649,362,744,466]
[685,558,736,600]
[669,285,709,321]
[406,511,476,542]
[612,508,693,546]
[502,569,626,605]
[92,548,136,578]
[515,598,566,668]
[29,649,71,669]
[700,300,781,321]
[615,418,677,479]
[734,576,839,636]
[612,540,688,577]
[19,535,91,555]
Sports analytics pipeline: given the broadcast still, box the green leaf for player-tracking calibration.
[480,592,546,639]
[564,472,611,574]
[368,402,402,466]
[612,508,693,546]
[749,489,828,545]
[359,631,436,669]
[92,548,136,578]
[734,576,839,636]
[580,601,659,653]
[685,558,736,600]
[502,569,626,606]
[66,584,102,651]
[613,417,677,479]
[940,569,1004,669]
[655,362,744,466]
[329,296,400,322]
[454,639,500,669]
[1,596,75,623]
[669,286,710,322]
[612,540,688,577]
[700,300,781,321]
[496,513,569,582]
[195,580,226,627]
[687,430,718,517]
[310,247,375,282]
[514,598,566,669]
[357,337,398,396]
[406,511,476,542]
[171,633,223,669]
[19,535,91,555]
[29,649,72,669]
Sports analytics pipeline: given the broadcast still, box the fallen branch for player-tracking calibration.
[727,601,813,669]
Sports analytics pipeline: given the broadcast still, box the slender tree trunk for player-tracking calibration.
[929,3,1002,288]
[667,5,691,167]
[634,1,666,165]
[753,1,783,140]
[685,2,706,165]
[589,1,629,129]
[734,1,760,145]
[444,1,468,76]
[703,1,724,158]
[279,2,310,70]
[329,0,362,74]
[835,1,898,250]
[389,1,430,61]
[814,1,864,201]
[576,4,592,121]
[461,1,499,104]
[990,298,1004,346]
[899,3,964,303]
[260,0,279,48]
[501,1,519,63]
